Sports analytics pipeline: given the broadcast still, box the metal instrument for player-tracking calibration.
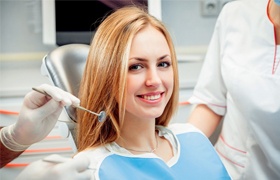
[32,87,106,122]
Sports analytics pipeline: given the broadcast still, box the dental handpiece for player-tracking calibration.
[32,87,106,122]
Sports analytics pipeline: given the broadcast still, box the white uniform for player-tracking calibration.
[74,124,231,180]
[188,0,280,179]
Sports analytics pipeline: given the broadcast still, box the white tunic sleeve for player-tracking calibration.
[188,9,227,116]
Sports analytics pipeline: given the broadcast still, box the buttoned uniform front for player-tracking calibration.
[188,0,280,179]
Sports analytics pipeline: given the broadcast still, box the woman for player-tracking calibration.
[188,0,280,179]
[74,6,230,179]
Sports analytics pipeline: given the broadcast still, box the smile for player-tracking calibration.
[138,93,163,101]
[143,94,161,100]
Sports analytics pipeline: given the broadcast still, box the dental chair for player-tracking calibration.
[40,44,90,151]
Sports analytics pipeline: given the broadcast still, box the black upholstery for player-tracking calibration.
[41,44,90,122]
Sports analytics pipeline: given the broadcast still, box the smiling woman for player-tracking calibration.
[74,6,231,180]
[125,25,174,121]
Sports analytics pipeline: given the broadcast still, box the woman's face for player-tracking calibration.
[125,25,173,121]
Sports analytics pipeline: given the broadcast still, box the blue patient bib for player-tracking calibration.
[98,132,231,180]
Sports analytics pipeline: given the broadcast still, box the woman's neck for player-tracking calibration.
[115,115,157,151]
[116,128,158,154]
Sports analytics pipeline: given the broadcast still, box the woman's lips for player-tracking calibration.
[137,92,164,103]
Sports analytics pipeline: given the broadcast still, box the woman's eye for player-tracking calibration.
[158,61,171,68]
[129,64,143,71]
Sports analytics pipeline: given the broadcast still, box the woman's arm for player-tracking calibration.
[187,104,222,137]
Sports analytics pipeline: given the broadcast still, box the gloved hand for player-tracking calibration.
[0,84,80,151]
[16,154,91,180]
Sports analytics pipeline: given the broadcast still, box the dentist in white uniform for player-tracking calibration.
[188,0,280,179]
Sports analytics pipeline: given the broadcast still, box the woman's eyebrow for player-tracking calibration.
[129,54,171,61]
[129,57,147,61]
[159,54,171,60]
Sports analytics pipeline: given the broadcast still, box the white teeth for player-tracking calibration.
[143,94,160,100]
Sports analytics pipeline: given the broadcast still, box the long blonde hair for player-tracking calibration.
[77,6,179,152]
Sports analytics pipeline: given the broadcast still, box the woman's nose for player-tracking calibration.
[145,68,161,87]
